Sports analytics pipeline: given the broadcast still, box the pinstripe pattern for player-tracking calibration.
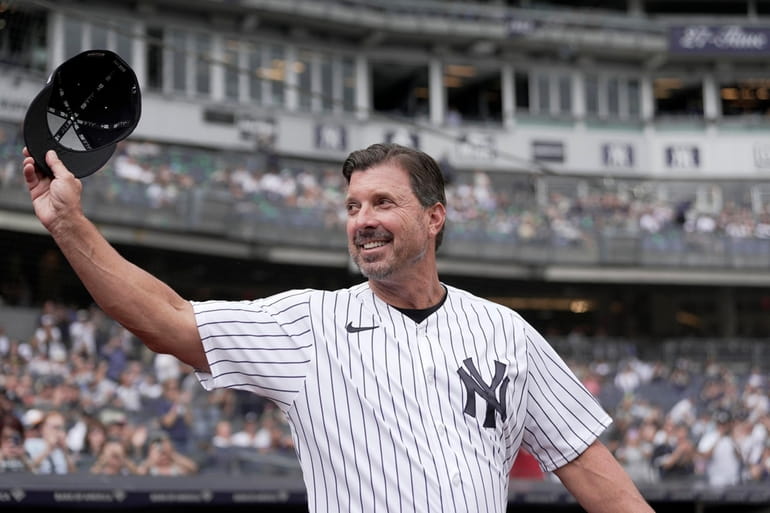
[193,282,611,513]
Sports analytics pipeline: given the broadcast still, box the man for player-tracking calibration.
[22,144,653,512]
[697,409,741,487]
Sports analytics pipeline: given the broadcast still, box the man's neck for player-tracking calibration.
[368,274,444,310]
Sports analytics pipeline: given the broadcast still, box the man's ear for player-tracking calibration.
[427,202,446,238]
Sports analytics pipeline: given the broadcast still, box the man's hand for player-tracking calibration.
[22,148,84,233]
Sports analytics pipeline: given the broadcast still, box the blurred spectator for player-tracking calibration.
[90,439,139,475]
[31,313,67,364]
[260,405,294,454]
[614,361,642,395]
[231,411,270,451]
[21,409,43,439]
[101,410,130,447]
[126,422,150,463]
[212,419,233,449]
[615,427,656,484]
[138,432,197,476]
[744,372,769,423]
[114,362,144,416]
[146,166,179,209]
[207,419,238,474]
[101,334,128,383]
[667,395,696,427]
[748,432,770,481]
[696,410,741,487]
[157,378,193,452]
[80,361,117,412]
[69,309,96,358]
[138,372,163,404]
[0,413,32,472]
[653,423,695,481]
[154,353,181,384]
[734,411,768,483]
[0,326,9,356]
[25,410,76,474]
[73,417,107,472]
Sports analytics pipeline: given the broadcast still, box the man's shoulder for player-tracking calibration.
[444,284,512,311]
[267,283,371,306]
[443,283,531,327]
[310,282,372,301]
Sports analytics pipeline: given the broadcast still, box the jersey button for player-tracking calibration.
[452,473,461,486]
[424,365,435,382]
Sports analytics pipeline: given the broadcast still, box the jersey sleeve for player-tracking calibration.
[519,321,612,472]
[190,289,316,412]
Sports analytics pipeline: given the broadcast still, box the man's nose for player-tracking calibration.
[353,203,377,229]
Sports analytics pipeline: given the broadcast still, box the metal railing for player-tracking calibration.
[2,177,769,271]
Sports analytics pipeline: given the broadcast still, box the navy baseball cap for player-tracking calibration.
[23,49,141,178]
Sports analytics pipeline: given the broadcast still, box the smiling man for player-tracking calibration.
[344,147,446,307]
[22,143,653,513]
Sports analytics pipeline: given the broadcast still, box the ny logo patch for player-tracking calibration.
[457,358,509,429]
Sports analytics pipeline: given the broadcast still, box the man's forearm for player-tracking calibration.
[49,212,200,364]
[554,441,655,513]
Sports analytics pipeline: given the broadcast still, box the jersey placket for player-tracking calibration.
[413,322,465,494]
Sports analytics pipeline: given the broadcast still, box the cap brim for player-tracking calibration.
[24,84,117,179]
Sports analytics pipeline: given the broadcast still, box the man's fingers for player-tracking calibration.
[22,156,42,188]
[45,150,74,179]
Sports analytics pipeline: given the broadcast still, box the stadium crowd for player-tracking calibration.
[2,120,770,257]
[0,300,768,485]
[0,301,297,477]
[1,119,769,484]
[98,140,770,249]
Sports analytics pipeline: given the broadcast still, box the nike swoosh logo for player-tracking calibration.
[346,321,379,334]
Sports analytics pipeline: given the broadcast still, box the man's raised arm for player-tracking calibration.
[23,149,208,372]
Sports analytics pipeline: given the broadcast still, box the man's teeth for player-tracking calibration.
[363,241,386,249]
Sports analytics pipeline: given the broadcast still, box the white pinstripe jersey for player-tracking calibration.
[192,282,611,513]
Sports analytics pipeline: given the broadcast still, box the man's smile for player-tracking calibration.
[361,240,388,250]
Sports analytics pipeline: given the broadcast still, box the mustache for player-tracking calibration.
[353,228,392,245]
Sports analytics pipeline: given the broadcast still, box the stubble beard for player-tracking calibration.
[350,242,429,281]
[351,250,394,280]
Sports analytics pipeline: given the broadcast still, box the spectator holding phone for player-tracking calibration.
[0,413,32,472]
[25,410,75,474]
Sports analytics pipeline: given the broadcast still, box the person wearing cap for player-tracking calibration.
[696,409,741,487]
[25,410,76,474]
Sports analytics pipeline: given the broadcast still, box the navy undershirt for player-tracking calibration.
[393,286,448,324]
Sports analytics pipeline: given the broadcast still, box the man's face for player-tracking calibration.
[42,414,66,445]
[345,163,433,280]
